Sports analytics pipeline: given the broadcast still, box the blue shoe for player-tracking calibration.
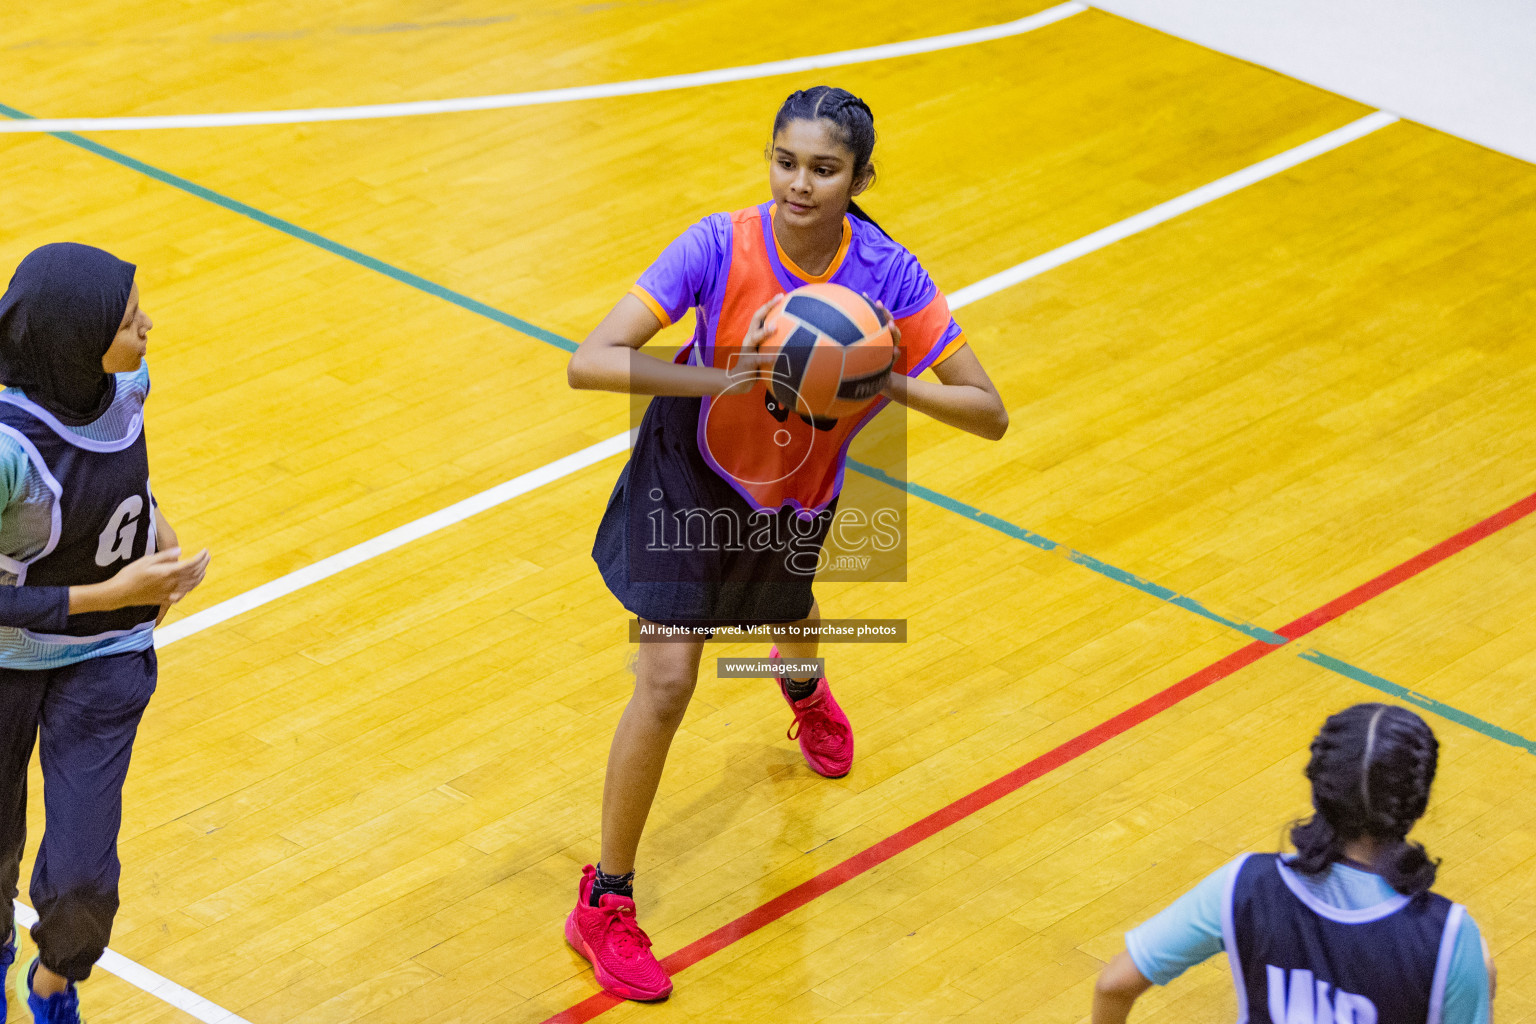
[1,932,13,1024]
[13,958,82,1024]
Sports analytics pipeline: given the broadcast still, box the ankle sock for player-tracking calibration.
[591,865,635,906]
[783,675,819,701]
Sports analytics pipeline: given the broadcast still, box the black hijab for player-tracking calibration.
[0,242,135,423]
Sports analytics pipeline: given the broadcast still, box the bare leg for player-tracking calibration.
[31,964,68,997]
[598,625,705,876]
[772,599,822,667]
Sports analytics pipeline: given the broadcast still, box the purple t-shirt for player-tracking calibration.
[630,203,965,375]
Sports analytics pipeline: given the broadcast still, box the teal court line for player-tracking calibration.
[6,99,1528,757]
[1300,651,1536,755]
[0,102,575,352]
[846,459,1288,644]
[843,466,1536,758]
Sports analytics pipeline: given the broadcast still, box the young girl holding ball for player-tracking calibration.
[566,85,1008,1000]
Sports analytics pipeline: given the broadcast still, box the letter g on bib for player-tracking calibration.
[95,494,145,567]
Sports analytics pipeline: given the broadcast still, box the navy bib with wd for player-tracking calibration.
[1223,853,1462,1024]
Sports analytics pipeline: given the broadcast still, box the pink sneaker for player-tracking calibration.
[771,646,854,778]
[565,865,672,1002]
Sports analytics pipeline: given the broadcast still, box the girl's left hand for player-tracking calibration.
[725,294,784,391]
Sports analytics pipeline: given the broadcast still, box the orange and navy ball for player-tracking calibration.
[757,283,897,427]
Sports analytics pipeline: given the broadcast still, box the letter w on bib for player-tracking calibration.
[1268,966,1378,1024]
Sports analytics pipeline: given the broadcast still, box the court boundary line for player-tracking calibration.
[1299,651,1536,754]
[0,109,1396,359]
[947,111,1397,308]
[0,4,1086,134]
[10,902,252,1024]
[154,432,633,645]
[0,106,1394,359]
[847,459,1285,645]
[0,102,576,352]
[851,460,1534,756]
[539,485,1536,1023]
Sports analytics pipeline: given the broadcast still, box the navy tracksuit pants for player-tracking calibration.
[0,648,156,981]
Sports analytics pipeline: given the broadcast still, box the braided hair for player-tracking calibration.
[771,86,886,236]
[1289,703,1441,895]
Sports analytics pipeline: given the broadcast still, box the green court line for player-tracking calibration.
[850,460,1536,756]
[1300,650,1536,756]
[8,97,1525,758]
[845,458,1287,644]
[0,101,576,352]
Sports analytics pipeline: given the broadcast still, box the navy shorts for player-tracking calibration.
[593,395,835,636]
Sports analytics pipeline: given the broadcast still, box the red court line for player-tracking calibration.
[542,488,1536,1023]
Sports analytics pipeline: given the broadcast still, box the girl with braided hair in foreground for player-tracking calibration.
[566,84,1006,1000]
[1094,703,1495,1023]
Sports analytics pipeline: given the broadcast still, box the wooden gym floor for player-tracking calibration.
[2,1,1534,1021]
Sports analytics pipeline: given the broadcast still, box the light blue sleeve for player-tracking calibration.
[1441,913,1491,1024]
[1124,860,1236,985]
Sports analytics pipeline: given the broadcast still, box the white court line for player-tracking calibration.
[0,3,1085,134]
[62,108,1400,1022]
[154,430,634,647]
[949,110,1398,307]
[156,109,1396,652]
[11,901,252,1024]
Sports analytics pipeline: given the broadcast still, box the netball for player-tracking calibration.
[758,283,897,424]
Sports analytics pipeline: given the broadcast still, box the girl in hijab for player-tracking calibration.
[0,243,209,1023]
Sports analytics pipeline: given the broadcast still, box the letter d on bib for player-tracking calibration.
[96,495,145,566]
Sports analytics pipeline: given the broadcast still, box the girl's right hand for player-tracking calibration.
[108,547,211,608]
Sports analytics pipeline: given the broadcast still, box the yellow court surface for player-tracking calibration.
[2,2,1534,1023]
